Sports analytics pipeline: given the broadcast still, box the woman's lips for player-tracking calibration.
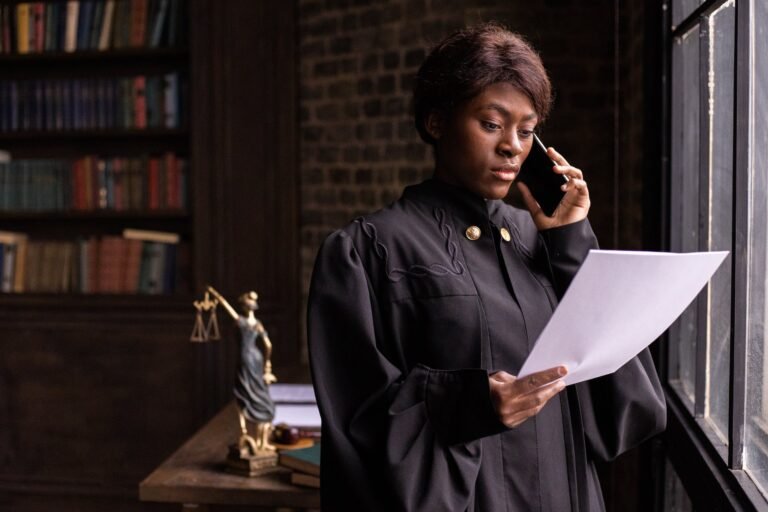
[490,165,519,181]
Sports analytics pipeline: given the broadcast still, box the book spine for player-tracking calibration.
[133,75,146,128]
[32,2,44,53]
[98,0,115,50]
[64,1,79,53]
[149,0,167,47]
[163,72,177,128]
[147,157,159,209]
[16,3,30,54]
[2,6,11,54]
[0,243,10,292]
[76,0,91,51]
[89,0,104,50]
[130,0,147,48]
[13,239,27,293]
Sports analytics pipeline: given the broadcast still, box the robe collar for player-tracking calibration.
[402,177,508,227]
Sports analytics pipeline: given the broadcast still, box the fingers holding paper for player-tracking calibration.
[489,366,568,429]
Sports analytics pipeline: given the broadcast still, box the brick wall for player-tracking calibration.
[299,0,646,339]
[299,1,462,299]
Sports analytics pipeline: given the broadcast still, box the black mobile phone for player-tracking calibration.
[516,134,568,216]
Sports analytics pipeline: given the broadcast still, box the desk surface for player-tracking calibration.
[140,402,320,509]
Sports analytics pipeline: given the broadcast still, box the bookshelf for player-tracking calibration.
[0,1,300,512]
[0,0,190,297]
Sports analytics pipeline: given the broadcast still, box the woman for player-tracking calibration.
[308,23,665,511]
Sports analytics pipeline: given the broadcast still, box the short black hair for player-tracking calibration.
[413,22,553,145]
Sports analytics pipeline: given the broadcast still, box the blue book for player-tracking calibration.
[89,1,104,50]
[10,82,18,131]
[34,80,43,130]
[0,82,7,132]
[163,73,177,128]
[0,163,7,209]
[57,2,67,52]
[77,1,93,51]
[149,0,168,47]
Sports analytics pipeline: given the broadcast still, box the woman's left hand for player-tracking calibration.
[517,147,590,230]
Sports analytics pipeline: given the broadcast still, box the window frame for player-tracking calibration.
[661,0,766,509]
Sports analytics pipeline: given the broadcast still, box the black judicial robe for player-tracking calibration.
[307,178,666,512]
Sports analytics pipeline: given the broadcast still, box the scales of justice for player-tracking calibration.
[190,285,279,475]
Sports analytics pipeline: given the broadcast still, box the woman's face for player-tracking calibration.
[430,82,538,200]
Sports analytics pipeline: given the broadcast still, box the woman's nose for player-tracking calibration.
[497,133,522,158]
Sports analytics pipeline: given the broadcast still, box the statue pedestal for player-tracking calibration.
[225,444,279,477]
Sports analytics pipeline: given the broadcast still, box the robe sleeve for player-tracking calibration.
[538,218,667,462]
[308,230,506,511]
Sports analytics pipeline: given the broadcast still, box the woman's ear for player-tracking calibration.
[425,110,443,141]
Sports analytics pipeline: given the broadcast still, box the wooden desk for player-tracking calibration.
[140,402,320,511]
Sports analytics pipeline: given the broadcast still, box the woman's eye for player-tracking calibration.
[519,129,534,138]
[481,121,502,131]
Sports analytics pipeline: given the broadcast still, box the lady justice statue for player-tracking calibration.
[192,286,278,467]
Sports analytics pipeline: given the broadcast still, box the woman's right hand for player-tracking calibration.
[489,366,567,428]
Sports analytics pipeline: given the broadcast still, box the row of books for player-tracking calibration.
[0,229,184,294]
[0,73,182,132]
[0,154,187,211]
[0,0,185,54]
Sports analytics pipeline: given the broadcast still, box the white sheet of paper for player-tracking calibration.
[273,403,322,428]
[270,383,317,404]
[517,250,728,385]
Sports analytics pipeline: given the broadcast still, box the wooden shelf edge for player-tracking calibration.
[0,47,188,63]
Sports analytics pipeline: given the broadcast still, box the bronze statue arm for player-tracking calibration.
[256,321,277,384]
[206,286,239,321]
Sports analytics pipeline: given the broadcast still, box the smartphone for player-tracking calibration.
[516,134,568,217]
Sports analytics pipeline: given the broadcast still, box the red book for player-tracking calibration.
[97,236,125,294]
[147,157,160,209]
[72,158,85,210]
[129,0,148,48]
[133,76,147,128]
[32,3,44,52]
[89,156,100,209]
[164,151,178,209]
[2,6,11,54]
[122,238,142,293]
[112,158,124,211]
[83,155,96,210]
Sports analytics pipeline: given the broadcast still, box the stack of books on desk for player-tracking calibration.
[278,443,320,489]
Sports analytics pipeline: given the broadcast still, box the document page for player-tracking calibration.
[518,250,728,385]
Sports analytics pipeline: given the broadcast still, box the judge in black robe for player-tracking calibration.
[307,23,666,512]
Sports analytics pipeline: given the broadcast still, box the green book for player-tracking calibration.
[278,443,320,477]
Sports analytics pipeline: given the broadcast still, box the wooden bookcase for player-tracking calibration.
[0,1,300,511]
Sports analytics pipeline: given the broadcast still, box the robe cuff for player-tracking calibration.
[538,218,599,294]
[422,366,507,445]
[539,218,598,260]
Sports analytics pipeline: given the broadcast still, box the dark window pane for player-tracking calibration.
[669,24,701,405]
